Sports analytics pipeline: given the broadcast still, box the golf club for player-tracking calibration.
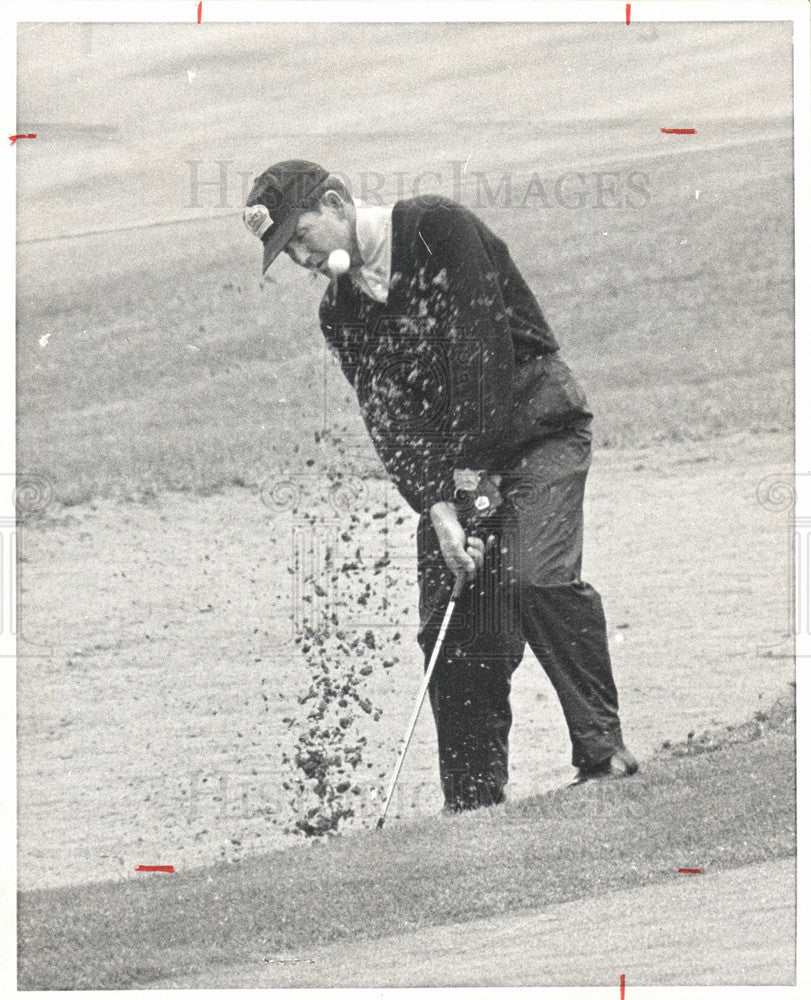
[376,574,466,830]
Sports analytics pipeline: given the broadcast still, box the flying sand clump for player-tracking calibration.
[281,463,406,836]
[283,617,381,836]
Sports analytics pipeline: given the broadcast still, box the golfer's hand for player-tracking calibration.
[430,502,485,583]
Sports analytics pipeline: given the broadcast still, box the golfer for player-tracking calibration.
[243,160,637,811]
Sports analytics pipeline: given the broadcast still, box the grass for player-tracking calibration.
[15,25,794,508]
[18,694,795,990]
[17,135,794,508]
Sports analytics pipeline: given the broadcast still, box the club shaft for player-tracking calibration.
[376,577,464,830]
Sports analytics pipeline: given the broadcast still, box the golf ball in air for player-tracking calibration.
[327,249,351,276]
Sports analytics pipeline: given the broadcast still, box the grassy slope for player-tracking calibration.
[15,23,794,506]
[17,135,793,506]
[18,701,795,990]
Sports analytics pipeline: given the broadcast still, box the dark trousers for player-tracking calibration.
[417,425,625,810]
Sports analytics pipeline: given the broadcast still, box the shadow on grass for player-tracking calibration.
[18,691,795,990]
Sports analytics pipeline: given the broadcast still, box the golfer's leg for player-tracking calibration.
[522,580,623,768]
[417,516,524,810]
[507,431,625,769]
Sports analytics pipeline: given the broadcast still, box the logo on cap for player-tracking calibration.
[243,203,273,240]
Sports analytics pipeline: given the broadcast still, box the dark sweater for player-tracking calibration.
[319,196,585,514]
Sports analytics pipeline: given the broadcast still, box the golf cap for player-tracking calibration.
[243,160,330,275]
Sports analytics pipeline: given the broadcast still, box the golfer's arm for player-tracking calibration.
[425,206,517,472]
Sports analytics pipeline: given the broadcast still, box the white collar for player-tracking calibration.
[352,201,393,304]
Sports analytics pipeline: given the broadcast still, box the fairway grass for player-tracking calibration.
[18,132,793,508]
[18,705,795,990]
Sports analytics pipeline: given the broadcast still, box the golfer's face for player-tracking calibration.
[285,202,351,275]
